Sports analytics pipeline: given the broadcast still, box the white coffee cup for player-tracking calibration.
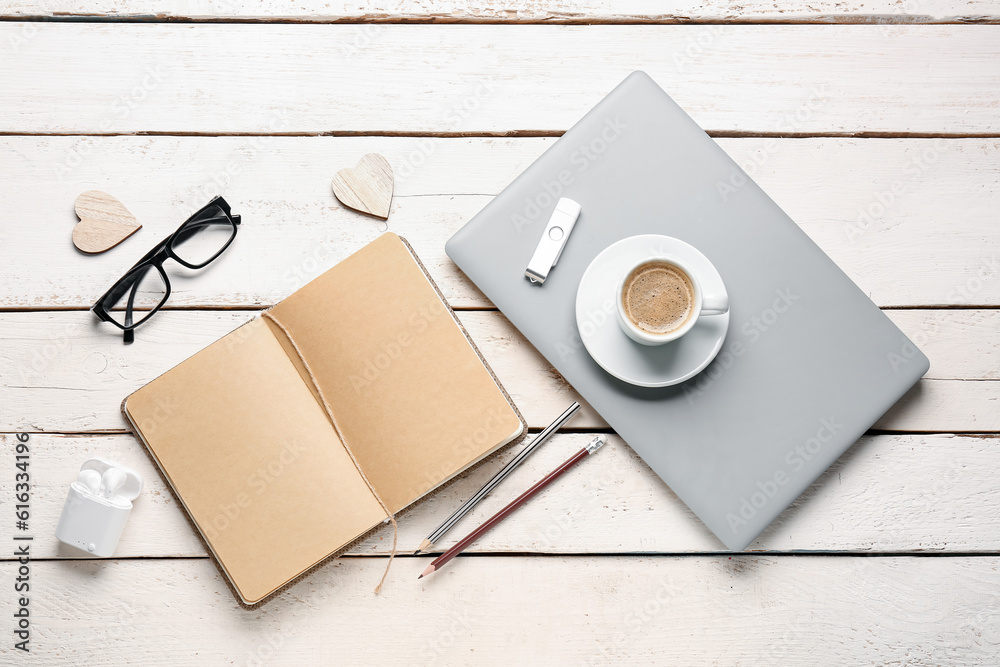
[616,255,729,346]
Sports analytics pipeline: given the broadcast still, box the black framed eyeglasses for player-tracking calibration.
[92,196,241,344]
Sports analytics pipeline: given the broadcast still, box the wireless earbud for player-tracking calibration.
[76,468,102,494]
[101,468,127,501]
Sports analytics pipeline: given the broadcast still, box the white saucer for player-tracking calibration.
[575,235,730,388]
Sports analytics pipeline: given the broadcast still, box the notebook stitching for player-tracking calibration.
[261,309,399,595]
[121,234,528,605]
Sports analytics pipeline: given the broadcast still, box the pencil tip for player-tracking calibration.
[412,549,422,556]
[417,574,423,580]
[417,538,434,553]
[419,563,435,579]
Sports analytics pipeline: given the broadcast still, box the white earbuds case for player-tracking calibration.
[55,458,143,557]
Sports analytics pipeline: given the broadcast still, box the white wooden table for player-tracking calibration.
[1,2,999,664]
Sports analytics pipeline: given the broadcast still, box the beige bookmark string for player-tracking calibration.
[261,310,398,594]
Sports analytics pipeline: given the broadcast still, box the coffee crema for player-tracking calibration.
[621,261,695,335]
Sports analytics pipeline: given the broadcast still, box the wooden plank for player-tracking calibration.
[2,0,997,22]
[2,136,998,310]
[884,309,1000,380]
[3,432,997,557]
[2,310,998,433]
[0,556,997,664]
[2,25,999,135]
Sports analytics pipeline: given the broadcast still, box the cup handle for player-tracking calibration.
[701,291,729,315]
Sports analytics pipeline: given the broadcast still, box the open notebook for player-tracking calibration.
[123,233,524,604]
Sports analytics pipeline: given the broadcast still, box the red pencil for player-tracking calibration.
[418,435,607,579]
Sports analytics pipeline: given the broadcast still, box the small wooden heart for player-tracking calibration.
[331,153,394,220]
[72,191,142,254]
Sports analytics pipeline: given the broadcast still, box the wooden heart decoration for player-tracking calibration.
[72,191,142,254]
[331,153,394,220]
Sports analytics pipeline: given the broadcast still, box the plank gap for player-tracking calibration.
[4,551,999,563]
[6,428,1000,436]
[0,16,998,26]
[4,305,1000,313]
[2,130,1000,139]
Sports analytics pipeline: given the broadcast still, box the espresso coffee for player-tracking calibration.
[621,261,695,335]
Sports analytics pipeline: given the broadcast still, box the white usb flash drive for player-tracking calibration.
[524,198,582,285]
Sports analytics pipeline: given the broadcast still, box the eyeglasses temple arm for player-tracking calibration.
[122,276,142,345]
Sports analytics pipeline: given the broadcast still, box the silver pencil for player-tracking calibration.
[413,402,582,554]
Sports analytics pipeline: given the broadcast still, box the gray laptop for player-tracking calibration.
[446,71,928,550]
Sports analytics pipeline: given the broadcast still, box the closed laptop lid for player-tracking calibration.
[446,71,928,549]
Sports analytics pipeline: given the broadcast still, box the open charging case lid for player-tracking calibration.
[80,457,143,501]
